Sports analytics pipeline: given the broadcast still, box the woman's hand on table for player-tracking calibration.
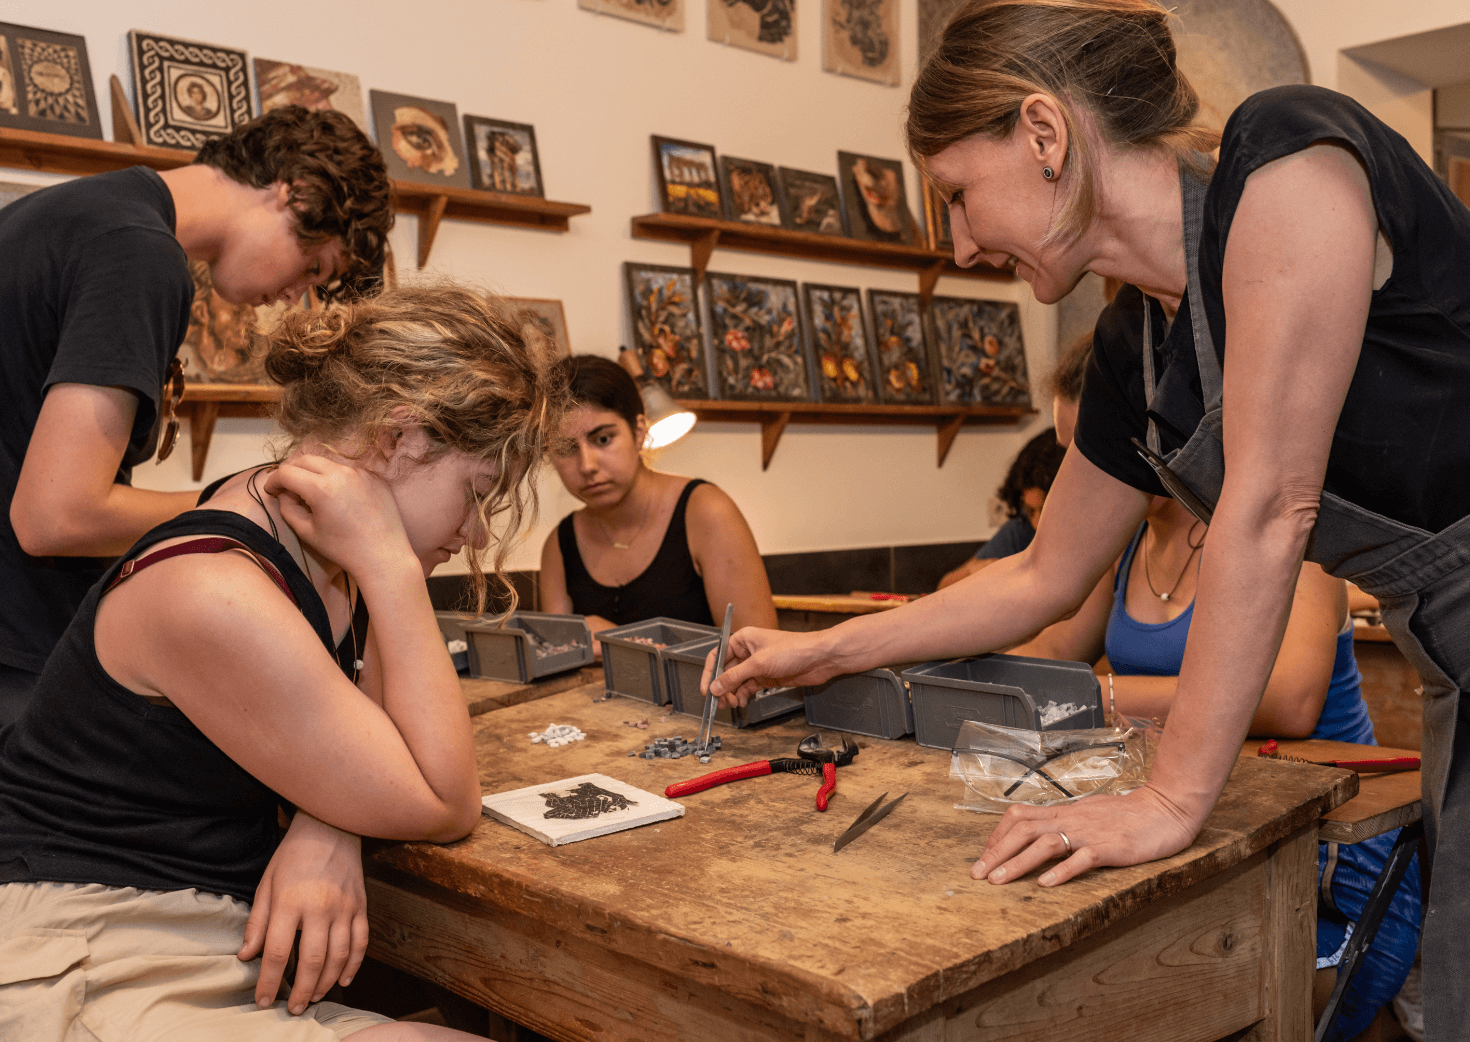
[973,784,1202,887]
[702,627,847,706]
[239,811,368,1015]
[263,455,418,581]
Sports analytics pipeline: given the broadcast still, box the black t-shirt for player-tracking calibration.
[0,167,194,672]
[1075,85,1470,534]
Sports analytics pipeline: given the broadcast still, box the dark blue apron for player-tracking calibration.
[1138,163,1460,1038]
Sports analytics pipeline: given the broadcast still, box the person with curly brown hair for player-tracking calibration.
[0,284,561,1041]
[0,105,392,726]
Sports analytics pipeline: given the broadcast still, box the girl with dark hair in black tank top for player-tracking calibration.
[0,285,561,1041]
[539,356,775,653]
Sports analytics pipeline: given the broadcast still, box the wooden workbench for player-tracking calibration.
[459,666,603,716]
[365,683,1355,1041]
[1241,738,1421,844]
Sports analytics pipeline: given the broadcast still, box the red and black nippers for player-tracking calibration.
[665,734,858,810]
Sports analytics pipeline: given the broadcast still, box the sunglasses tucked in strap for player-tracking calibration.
[156,357,186,463]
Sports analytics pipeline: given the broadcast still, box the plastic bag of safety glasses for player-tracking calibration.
[950,719,1147,813]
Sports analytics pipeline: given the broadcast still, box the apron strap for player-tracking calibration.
[1143,157,1223,453]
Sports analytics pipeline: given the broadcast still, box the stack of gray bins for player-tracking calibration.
[902,654,1104,750]
[434,610,481,673]
[462,612,594,683]
[663,634,804,727]
[804,668,914,739]
[598,618,719,704]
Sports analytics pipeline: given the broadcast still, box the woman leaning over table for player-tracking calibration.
[0,285,561,1041]
[706,1,1470,1034]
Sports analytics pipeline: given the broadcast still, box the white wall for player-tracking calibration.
[12,0,1465,574]
[1273,0,1470,161]
[2,0,1054,574]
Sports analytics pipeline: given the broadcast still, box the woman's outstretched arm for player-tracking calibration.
[974,143,1378,887]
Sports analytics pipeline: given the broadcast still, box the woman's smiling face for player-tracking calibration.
[923,100,1093,305]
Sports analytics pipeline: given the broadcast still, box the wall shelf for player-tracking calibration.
[677,399,1033,470]
[0,79,592,268]
[178,387,1031,478]
[630,212,1013,303]
[180,384,279,482]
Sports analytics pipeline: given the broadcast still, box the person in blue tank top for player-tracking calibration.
[1013,480,1420,1042]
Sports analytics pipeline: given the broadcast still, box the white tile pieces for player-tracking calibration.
[480,773,684,847]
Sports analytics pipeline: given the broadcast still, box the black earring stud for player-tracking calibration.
[1043,166,1055,181]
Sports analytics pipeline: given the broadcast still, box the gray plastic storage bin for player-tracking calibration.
[600,618,719,704]
[464,612,594,683]
[662,635,805,726]
[805,668,913,739]
[435,610,482,673]
[903,654,1104,750]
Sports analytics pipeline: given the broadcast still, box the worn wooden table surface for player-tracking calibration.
[1241,738,1421,844]
[366,683,1356,1042]
[460,666,603,716]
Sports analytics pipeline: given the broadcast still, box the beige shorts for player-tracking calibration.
[0,881,395,1042]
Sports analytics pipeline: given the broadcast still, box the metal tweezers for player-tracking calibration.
[832,791,907,853]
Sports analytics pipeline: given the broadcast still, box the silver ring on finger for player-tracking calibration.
[1058,831,1072,855]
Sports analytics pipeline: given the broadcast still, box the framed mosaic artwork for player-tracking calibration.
[129,31,251,150]
[254,58,366,133]
[708,0,796,60]
[369,89,471,189]
[579,0,684,33]
[505,297,570,358]
[927,296,1030,407]
[706,272,812,403]
[718,156,783,226]
[465,116,543,196]
[802,283,877,404]
[0,21,101,138]
[837,150,918,244]
[866,289,933,405]
[624,262,709,400]
[821,0,899,86]
[652,135,721,218]
[179,261,301,386]
[922,179,953,253]
[776,167,845,236]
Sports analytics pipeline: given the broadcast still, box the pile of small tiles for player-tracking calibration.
[529,723,586,747]
[531,640,583,660]
[627,636,668,648]
[632,735,721,764]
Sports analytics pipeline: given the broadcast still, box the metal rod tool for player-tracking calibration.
[698,603,733,756]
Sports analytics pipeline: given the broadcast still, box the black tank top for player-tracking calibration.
[558,478,715,626]
[0,509,343,903]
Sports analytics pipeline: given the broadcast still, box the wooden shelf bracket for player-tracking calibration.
[417,193,450,269]
[188,400,220,482]
[918,260,947,305]
[936,414,965,467]
[691,228,721,283]
[760,411,792,471]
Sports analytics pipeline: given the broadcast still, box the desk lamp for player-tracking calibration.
[617,348,696,450]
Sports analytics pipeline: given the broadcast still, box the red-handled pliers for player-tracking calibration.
[665,734,859,810]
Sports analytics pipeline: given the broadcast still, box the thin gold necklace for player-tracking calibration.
[1142,520,1205,602]
[593,483,652,550]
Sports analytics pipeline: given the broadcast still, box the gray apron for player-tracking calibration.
[1139,163,1466,1039]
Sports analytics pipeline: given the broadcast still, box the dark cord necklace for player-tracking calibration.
[245,465,360,683]
[1142,519,1206,603]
